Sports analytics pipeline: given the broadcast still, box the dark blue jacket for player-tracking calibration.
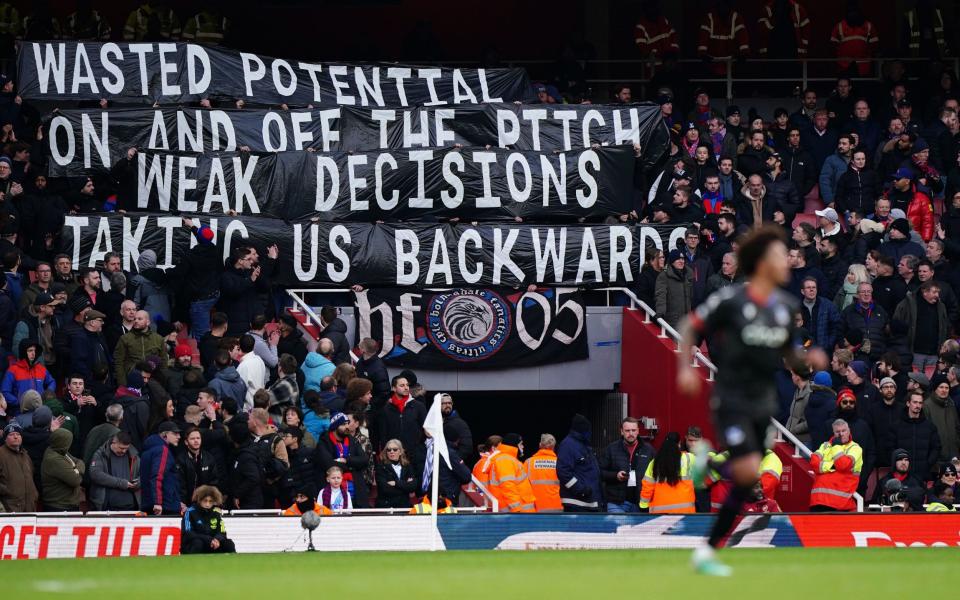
[556,429,602,511]
[806,385,838,448]
[140,434,182,512]
[801,297,842,352]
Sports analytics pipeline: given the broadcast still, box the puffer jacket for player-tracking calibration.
[556,429,602,511]
[1,339,56,414]
[840,302,888,360]
[301,352,335,393]
[890,408,942,480]
[41,429,85,510]
[319,318,351,366]
[140,434,182,513]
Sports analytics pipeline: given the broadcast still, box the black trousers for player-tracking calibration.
[181,537,237,554]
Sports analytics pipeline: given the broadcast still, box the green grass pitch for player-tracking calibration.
[3,548,956,598]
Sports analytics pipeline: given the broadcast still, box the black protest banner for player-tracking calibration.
[354,287,588,369]
[18,42,533,107]
[45,103,668,174]
[62,214,687,287]
[104,146,636,222]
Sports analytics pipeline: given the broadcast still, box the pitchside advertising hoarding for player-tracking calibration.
[1,515,958,559]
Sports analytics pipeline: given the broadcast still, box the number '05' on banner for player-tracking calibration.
[354,288,588,369]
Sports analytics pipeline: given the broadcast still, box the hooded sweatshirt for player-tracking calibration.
[1,340,55,413]
[209,366,247,407]
[41,429,85,509]
[301,352,335,393]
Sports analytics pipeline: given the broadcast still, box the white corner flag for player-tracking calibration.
[423,393,452,551]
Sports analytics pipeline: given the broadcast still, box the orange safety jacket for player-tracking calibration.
[809,438,863,511]
[472,450,497,490]
[488,444,537,513]
[639,452,696,513]
[409,496,457,514]
[634,15,679,57]
[697,11,749,60]
[523,448,563,512]
[830,20,879,76]
[757,0,810,56]
[282,502,332,516]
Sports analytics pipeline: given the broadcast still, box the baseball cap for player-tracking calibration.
[83,310,106,323]
[897,98,912,108]
[32,292,55,307]
[158,421,181,434]
[815,207,839,224]
[893,167,914,181]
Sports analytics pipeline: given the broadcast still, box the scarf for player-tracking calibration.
[701,190,724,214]
[911,158,940,181]
[320,484,351,510]
[681,137,698,157]
[328,432,353,483]
[710,131,725,157]
[422,437,435,494]
[838,280,859,309]
[389,394,409,413]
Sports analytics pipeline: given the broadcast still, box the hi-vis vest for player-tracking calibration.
[634,15,679,57]
[182,12,228,44]
[810,439,863,511]
[524,448,562,511]
[124,5,181,41]
[926,501,956,512]
[488,444,537,513]
[905,9,946,56]
[639,452,695,513]
[706,449,782,511]
[409,496,457,514]
[830,20,879,76]
[757,0,810,56]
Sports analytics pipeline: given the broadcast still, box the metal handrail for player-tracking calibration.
[771,417,865,512]
[469,475,499,513]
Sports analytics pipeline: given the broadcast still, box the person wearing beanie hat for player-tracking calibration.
[161,342,204,401]
[656,248,692,328]
[0,419,39,513]
[174,218,226,341]
[925,372,960,463]
[1,339,55,417]
[831,387,876,497]
[316,408,369,508]
[844,359,879,411]
[487,433,536,512]
[556,414,601,513]
[873,447,925,505]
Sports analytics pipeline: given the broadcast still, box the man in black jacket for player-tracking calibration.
[890,390,942,481]
[227,418,263,509]
[219,246,276,337]
[378,375,427,454]
[177,426,221,505]
[174,219,224,341]
[781,127,817,198]
[599,417,654,513]
[441,393,473,462]
[762,153,801,228]
[280,426,317,507]
[356,338,390,403]
[319,306,350,366]
[737,130,772,177]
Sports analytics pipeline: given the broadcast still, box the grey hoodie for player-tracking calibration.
[209,366,247,405]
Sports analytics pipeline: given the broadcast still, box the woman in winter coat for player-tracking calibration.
[635,249,664,308]
[834,150,881,216]
[129,250,172,323]
[374,439,419,509]
[41,429,85,511]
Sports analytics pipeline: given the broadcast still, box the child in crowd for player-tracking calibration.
[181,485,236,554]
[318,466,352,512]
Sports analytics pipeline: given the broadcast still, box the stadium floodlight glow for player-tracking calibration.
[300,511,320,552]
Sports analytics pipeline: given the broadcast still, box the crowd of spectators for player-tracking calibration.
[0,2,959,520]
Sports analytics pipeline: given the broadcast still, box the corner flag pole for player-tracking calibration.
[424,393,451,552]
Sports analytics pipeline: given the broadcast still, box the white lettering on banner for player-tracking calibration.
[397,293,427,354]
[51,107,645,168]
[137,155,262,214]
[0,516,440,558]
[356,289,394,355]
[531,228,567,282]
[637,225,689,266]
[185,44,211,94]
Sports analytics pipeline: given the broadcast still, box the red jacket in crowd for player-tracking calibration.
[697,10,749,71]
[634,15,679,58]
[830,19,879,76]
